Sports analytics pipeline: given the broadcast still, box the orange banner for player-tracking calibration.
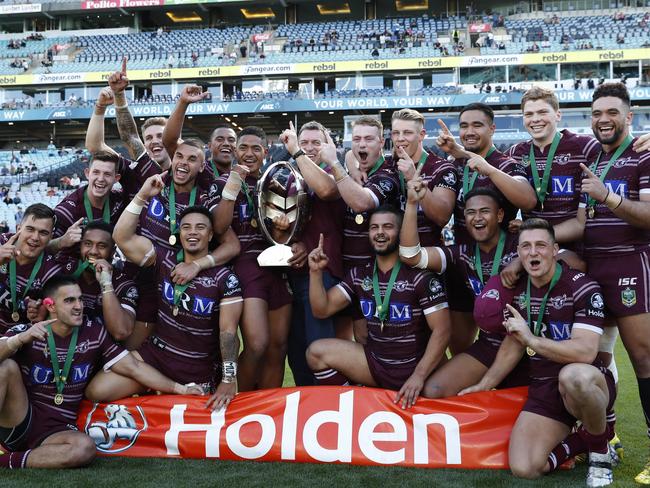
[77,386,527,468]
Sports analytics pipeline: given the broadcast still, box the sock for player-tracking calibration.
[0,450,31,469]
[578,425,609,455]
[606,410,616,440]
[313,368,350,386]
[547,432,587,472]
[637,377,650,439]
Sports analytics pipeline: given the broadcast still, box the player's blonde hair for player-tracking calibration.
[391,108,425,129]
[521,87,559,112]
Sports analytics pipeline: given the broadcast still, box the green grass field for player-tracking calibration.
[3,340,646,487]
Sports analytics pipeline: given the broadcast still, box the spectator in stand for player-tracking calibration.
[47,141,56,156]
[191,52,199,67]
[0,221,8,234]
[617,33,625,44]
[239,40,247,58]
[70,173,81,188]
[47,187,55,197]
[371,47,380,58]
[167,53,176,68]
[14,206,24,225]
[59,175,71,190]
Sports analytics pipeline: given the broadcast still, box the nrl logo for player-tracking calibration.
[520,156,530,168]
[85,404,148,453]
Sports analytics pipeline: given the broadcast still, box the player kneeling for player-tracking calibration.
[0,276,201,469]
[306,205,450,409]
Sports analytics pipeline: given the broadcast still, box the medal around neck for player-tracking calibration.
[256,162,311,267]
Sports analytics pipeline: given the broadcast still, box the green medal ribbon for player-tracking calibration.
[9,252,44,318]
[240,179,256,217]
[210,160,220,178]
[586,135,634,210]
[526,263,563,337]
[399,150,429,196]
[462,146,496,196]
[367,155,385,178]
[83,188,111,224]
[45,324,79,402]
[71,259,95,279]
[172,249,191,314]
[372,259,402,330]
[168,184,198,240]
[529,132,562,209]
[474,230,507,286]
[318,162,328,170]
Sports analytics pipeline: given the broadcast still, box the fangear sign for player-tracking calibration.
[78,386,527,468]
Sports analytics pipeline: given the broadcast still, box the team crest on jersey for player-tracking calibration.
[429,277,442,294]
[85,404,148,453]
[517,293,528,308]
[443,172,457,186]
[0,264,6,273]
[590,293,605,310]
[225,273,240,290]
[361,276,373,291]
[379,180,393,193]
[394,280,408,292]
[613,157,633,168]
[126,286,139,299]
[549,294,567,310]
[77,340,90,354]
[483,289,500,300]
[554,153,571,165]
[520,155,530,167]
[621,287,636,308]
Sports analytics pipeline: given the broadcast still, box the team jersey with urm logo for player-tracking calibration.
[509,263,605,381]
[342,164,400,269]
[582,139,650,257]
[336,263,448,372]
[506,130,600,225]
[453,149,527,245]
[78,272,139,326]
[54,187,126,239]
[154,248,242,366]
[2,319,128,424]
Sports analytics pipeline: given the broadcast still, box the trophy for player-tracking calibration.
[255,161,310,266]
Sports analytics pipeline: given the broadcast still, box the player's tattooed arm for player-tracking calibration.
[115,107,145,159]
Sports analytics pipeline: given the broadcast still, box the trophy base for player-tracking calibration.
[257,244,293,267]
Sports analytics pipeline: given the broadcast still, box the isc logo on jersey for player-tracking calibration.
[359,299,412,322]
[85,404,148,453]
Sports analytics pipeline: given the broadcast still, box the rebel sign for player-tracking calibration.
[78,386,528,468]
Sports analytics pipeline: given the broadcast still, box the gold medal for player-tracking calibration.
[54,393,64,405]
[169,234,177,246]
[11,311,19,322]
[526,346,536,357]
[355,214,364,225]
[172,306,179,316]
[250,218,258,228]
[588,207,595,219]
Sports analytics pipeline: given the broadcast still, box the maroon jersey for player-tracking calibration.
[453,149,527,244]
[0,246,74,334]
[116,152,162,199]
[439,231,519,297]
[337,263,448,377]
[152,248,242,380]
[78,271,139,326]
[582,139,650,257]
[139,178,217,254]
[54,187,125,238]
[209,174,268,258]
[407,152,459,247]
[509,264,605,381]
[506,130,600,225]
[2,319,128,425]
[342,163,401,269]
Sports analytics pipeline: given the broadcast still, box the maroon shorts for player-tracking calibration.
[138,336,214,390]
[586,250,650,318]
[135,267,158,323]
[233,258,292,310]
[364,345,414,391]
[465,333,530,388]
[523,365,616,426]
[446,263,475,313]
[0,402,77,452]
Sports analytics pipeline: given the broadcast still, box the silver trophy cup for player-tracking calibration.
[255,161,310,266]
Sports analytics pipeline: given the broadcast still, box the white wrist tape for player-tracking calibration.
[599,325,618,354]
[414,249,429,269]
[126,200,144,215]
[222,361,237,383]
[99,270,112,288]
[399,244,422,259]
[222,172,243,201]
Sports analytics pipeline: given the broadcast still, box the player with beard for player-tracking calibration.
[128,137,240,349]
[461,219,616,487]
[0,275,202,470]
[88,201,243,409]
[163,84,237,179]
[400,183,525,397]
[436,103,537,354]
[278,120,346,386]
[211,126,293,391]
[69,221,139,347]
[306,205,450,409]
[578,82,650,484]
[0,204,75,334]
[390,109,458,246]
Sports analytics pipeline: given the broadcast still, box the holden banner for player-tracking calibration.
[77,386,528,468]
